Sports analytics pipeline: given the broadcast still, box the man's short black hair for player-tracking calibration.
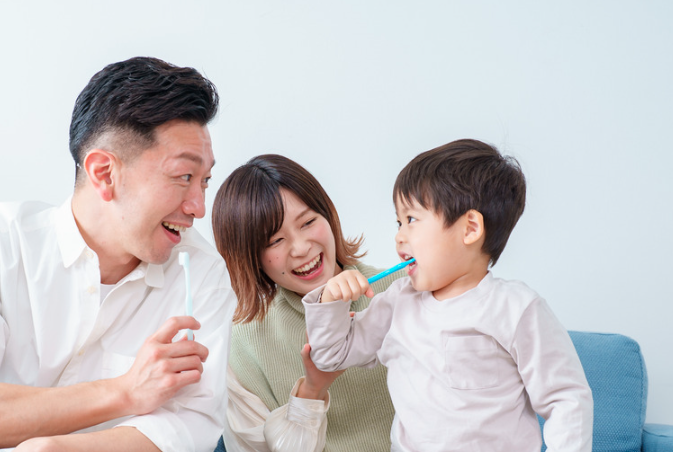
[69,56,219,179]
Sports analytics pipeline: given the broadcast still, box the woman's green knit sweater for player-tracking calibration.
[229,263,404,451]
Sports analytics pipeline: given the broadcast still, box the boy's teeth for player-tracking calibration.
[162,221,186,232]
[294,255,321,273]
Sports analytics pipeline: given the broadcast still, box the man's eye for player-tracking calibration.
[181,174,192,182]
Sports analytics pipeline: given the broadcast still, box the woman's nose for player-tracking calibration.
[289,236,311,257]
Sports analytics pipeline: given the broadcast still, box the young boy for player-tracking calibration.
[302,139,593,451]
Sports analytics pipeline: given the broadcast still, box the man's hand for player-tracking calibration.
[114,316,208,415]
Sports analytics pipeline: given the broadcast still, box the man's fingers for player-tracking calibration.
[172,369,203,388]
[152,316,201,343]
[162,355,205,375]
[162,340,209,362]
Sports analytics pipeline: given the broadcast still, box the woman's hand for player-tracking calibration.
[296,310,353,402]
[296,343,345,401]
[321,270,374,303]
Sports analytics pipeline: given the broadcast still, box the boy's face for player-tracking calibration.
[395,197,488,300]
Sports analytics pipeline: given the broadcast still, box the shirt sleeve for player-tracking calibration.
[223,366,329,452]
[302,286,393,372]
[510,298,593,452]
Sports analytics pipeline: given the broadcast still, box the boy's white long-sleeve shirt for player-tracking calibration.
[303,272,593,452]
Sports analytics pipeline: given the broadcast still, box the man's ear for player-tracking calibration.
[463,209,485,245]
[82,149,116,202]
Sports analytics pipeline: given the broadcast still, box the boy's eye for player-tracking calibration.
[407,216,417,224]
[396,220,402,229]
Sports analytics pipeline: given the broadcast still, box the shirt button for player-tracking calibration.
[87,285,97,294]
[85,250,94,259]
[78,350,85,356]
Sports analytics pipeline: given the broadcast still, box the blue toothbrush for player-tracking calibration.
[367,258,415,284]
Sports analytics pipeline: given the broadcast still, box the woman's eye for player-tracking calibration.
[303,218,316,227]
[268,237,283,247]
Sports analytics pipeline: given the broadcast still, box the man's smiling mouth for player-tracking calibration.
[292,253,322,276]
[163,221,186,236]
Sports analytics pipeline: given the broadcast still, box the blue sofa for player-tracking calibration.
[539,331,673,451]
[215,331,673,451]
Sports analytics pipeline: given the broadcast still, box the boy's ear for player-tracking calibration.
[82,149,117,202]
[463,209,484,245]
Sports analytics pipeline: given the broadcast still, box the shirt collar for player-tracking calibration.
[55,197,88,269]
[55,197,165,288]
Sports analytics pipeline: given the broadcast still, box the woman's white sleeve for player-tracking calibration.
[223,366,329,452]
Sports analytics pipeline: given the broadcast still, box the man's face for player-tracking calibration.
[111,119,214,265]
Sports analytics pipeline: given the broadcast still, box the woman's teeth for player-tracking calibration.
[293,255,321,275]
[163,222,186,235]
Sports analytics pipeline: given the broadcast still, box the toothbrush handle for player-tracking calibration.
[367,259,415,284]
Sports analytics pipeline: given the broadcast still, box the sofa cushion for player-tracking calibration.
[539,331,647,452]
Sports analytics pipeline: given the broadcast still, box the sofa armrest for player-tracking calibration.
[642,423,673,451]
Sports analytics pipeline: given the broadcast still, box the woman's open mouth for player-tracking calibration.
[292,253,323,277]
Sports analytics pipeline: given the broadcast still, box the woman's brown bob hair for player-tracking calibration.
[213,154,364,323]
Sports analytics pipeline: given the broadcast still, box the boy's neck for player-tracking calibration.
[432,264,489,301]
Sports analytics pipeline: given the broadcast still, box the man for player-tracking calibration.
[0,57,236,451]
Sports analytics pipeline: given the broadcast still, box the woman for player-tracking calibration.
[212,154,404,451]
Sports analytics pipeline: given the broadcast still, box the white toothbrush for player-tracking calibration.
[178,252,193,340]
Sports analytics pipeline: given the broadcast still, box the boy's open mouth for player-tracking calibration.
[402,254,416,271]
[292,253,322,276]
[163,221,186,236]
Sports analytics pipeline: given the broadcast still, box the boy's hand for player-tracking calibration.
[321,270,374,303]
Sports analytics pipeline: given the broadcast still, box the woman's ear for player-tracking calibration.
[463,209,485,245]
[83,149,116,202]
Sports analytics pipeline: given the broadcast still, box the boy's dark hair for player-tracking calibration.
[212,154,364,323]
[69,56,219,182]
[393,139,526,266]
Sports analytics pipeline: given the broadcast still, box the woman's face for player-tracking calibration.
[261,189,341,296]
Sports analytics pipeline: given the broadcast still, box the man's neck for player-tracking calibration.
[71,191,140,285]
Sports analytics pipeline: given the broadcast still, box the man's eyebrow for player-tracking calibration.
[175,152,216,169]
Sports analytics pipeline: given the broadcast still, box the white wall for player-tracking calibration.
[1,1,671,425]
